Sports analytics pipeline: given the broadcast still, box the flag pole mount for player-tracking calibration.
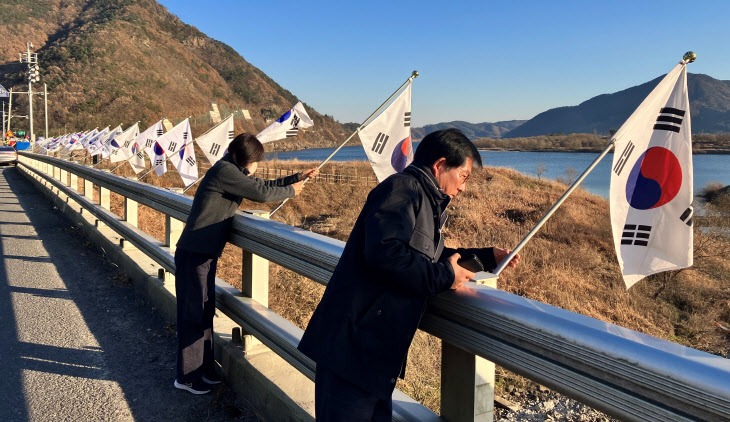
[682,51,696,64]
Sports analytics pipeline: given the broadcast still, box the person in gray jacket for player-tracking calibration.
[173,132,318,394]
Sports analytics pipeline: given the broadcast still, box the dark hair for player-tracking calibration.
[413,128,482,168]
[228,133,264,167]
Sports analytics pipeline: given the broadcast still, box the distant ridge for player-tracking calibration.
[411,120,526,140]
[505,73,730,138]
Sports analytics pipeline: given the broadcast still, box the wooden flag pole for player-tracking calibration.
[269,70,419,216]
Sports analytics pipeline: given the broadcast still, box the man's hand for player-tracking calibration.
[448,253,475,290]
[291,181,305,195]
[300,167,319,180]
[493,248,520,269]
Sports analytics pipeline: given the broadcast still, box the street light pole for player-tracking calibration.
[44,83,48,139]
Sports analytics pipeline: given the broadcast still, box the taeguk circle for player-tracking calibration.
[391,137,411,172]
[625,146,682,210]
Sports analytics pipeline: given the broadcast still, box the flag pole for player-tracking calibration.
[492,140,616,276]
[493,51,697,276]
[269,70,420,216]
[182,177,202,193]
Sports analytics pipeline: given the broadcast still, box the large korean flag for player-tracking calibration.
[610,61,693,289]
[359,83,413,182]
[196,115,234,165]
[257,102,314,143]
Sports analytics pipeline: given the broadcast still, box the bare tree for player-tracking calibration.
[535,162,547,180]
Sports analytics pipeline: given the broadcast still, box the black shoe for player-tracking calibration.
[202,371,222,385]
[174,379,212,395]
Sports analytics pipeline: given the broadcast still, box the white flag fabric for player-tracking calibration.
[358,83,414,182]
[257,101,314,143]
[129,120,164,173]
[149,140,167,176]
[155,118,191,159]
[610,61,693,289]
[170,141,198,187]
[109,123,140,163]
[156,119,192,180]
[70,129,98,151]
[196,115,234,165]
[84,127,109,153]
[98,125,123,158]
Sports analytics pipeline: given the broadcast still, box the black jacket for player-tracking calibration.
[176,153,299,257]
[297,163,496,399]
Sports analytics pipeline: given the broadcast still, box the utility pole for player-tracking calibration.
[19,42,39,144]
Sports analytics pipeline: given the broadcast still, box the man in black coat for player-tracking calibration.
[298,128,519,421]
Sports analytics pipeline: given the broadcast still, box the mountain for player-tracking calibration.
[411,120,526,140]
[505,73,730,138]
[0,0,348,148]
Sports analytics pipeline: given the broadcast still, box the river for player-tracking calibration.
[265,146,730,198]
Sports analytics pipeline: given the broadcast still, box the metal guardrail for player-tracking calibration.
[17,151,730,422]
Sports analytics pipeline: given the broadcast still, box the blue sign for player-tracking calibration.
[0,84,8,98]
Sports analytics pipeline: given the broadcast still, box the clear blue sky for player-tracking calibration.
[157,0,730,127]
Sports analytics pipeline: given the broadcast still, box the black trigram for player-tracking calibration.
[146,139,155,148]
[613,141,635,176]
[372,133,390,155]
[155,159,164,166]
[621,224,652,247]
[185,156,196,167]
[168,141,178,151]
[679,206,693,227]
[654,107,685,133]
[123,140,132,148]
[291,115,300,128]
[228,131,234,140]
[183,131,189,141]
[404,112,411,127]
[210,143,221,156]
[156,129,163,136]
[136,152,144,159]
[286,129,298,137]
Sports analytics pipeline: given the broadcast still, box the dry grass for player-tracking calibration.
[78,158,730,413]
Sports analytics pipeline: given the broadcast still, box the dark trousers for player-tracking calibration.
[174,248,218,382]
[315,365,392,422]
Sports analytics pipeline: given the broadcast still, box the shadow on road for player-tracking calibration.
[0,167,258,421]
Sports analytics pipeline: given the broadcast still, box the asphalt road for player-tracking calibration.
[0,166,258,421]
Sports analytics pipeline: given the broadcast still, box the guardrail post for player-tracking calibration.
[164,215,184,283]
[440,273,498,422]
[125,197,138,227]
[70,173,78,192]
[60,169,68,186]
[241,210,271,353]
[84,179,94,201]
[100,186,110,210]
